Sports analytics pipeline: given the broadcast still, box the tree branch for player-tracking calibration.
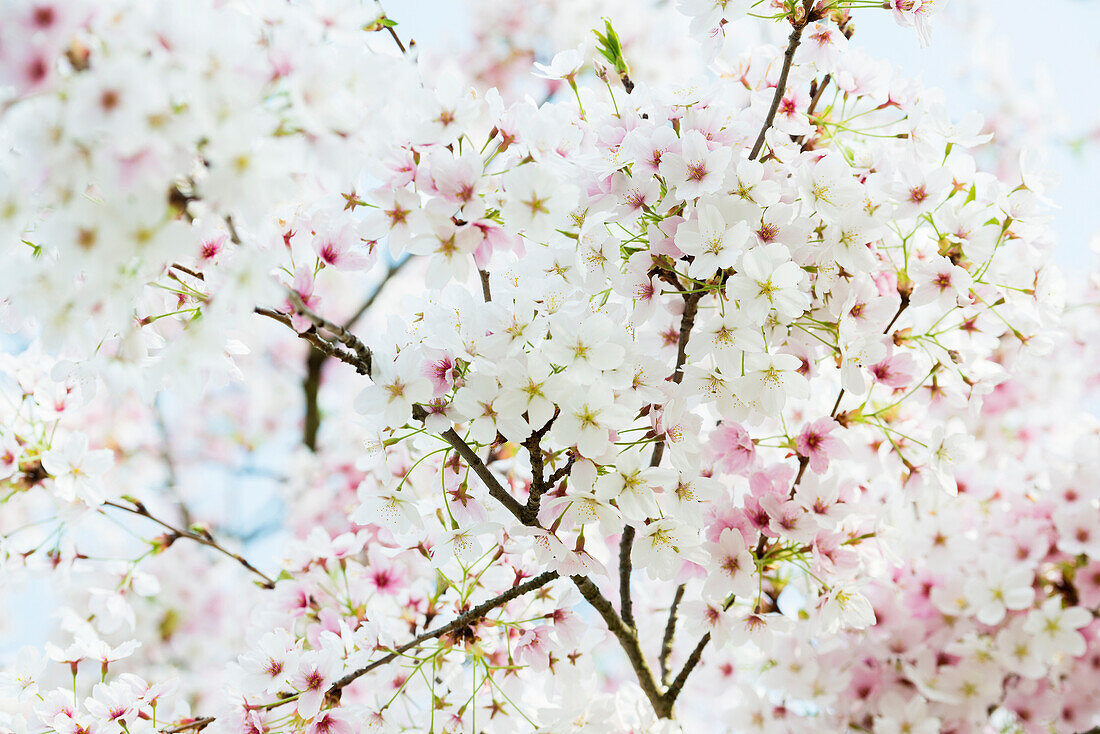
[255,308,369,374]
[662,630,711,710]
[263,303,667,722]
[331,570,559,691]
[166,572,560,731]
[301,258,408,450]
[410,405,528,522]
[572,575,669,717]
[658,584,685,686]
[160,717,215,734]
[622,290,703,628]
[286,290,373,375]
[478,268,492,302]
[749,0,817,161]
[521,416,558,525]
[102,499,275,589]
[618,525,637,628]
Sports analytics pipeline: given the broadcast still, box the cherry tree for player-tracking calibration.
[2,1,1099,733]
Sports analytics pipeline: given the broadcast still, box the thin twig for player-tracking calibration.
[160,717,215,734]
[622,290,703,628]
[521,416,558,525]
[478,268,492,302]
[658,584,686,686]
[386,25,406,54]
[572,574,669,717]
[749,0,817,161]
[302,258,409,450]
[344,258,410,331]
[663,631,710,707]
[168,262,205,281]
[254,308,368,374]
[167,573,560,730]
[411,405,528,522]
[331,570,559,691]
[286,290,373,374]
[619,525,637,628]
[102,500,275,589]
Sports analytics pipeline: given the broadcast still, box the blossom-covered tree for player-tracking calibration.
[2,1,1100,733]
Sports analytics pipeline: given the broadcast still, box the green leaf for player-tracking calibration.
[593,18,629,76]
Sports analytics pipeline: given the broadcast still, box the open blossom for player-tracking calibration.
[291,649,341,720]
[40,433,113,505]
[965,563,1036,626]
[660,130,731,199]
[1023,599,1091,660]
[818,584,876,633]
[702,528,756,601]
[312,224,373,270]
[239,629,298,695]
[889,0,945,46]
[925,427,976,495]
[711,422,755,474]
[549,384,625,459]
[354,351,433,427]
[675,203,751,277]
[795,418,840,473]
[725,244,809,323]
[533,45,585,82]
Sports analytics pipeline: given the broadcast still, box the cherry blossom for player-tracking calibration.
[0,1,1097,733]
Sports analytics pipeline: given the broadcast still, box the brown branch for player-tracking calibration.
[225,216,242,245]
[572,575,668,717]
[302,259,408,450]
[478,268,492,302]
[168,262,205,281]
[795,74,832,151]
[262,303,667,722]
[102,500,275,589]
[658,584,685,686]
[622,290,703,628]
[255,308,369,374]
[386,25,407,54]
[806,74,832,119]
[160,717,215,734]
[520,416,558,525]
[663,630,710,709]
[547,454,575,487]
[303,349,325,451]
[411,405,528,522]
[618,525,637,628]
[286,290,373,375]
[331,570,559,691]
[172,572,560,730]
[345,259,409,331]
[749,0,817,161]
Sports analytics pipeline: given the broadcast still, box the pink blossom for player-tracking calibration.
[711,422,755,474]
[795,418,844,474]
[312,225,372,270]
